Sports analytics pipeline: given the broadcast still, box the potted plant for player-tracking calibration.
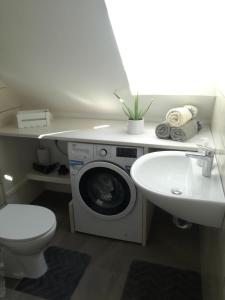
[114,92,153,134]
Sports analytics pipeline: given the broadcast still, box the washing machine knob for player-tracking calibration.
[99,149,107,157]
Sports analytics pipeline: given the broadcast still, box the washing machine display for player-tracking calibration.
[116,147,137,158]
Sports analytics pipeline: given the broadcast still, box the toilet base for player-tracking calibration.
[3,247,48,279]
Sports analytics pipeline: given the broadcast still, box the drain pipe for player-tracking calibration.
[172,216,192,229]
[170,188,192,229]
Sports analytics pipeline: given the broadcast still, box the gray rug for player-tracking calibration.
[16,246,91,300]
[121,260,202,300]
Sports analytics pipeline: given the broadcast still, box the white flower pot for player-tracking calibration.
[127,119,144,134]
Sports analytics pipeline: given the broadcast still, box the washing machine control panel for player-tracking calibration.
[68,143,95,174]
[99,148,108,157]
[68,142,144,173]
[116,147,137,158]
[95,145,111,160]
[94,144,144,168]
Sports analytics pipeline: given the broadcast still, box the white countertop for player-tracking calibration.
[0,118,214,151]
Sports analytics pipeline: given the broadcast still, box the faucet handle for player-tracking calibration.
[196,144,215,157]
[204,148,215,157]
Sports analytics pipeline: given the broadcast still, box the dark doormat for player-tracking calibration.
[16,246,91,300]
[121,260,202,300]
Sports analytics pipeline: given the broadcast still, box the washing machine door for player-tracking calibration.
[74,161,137,219]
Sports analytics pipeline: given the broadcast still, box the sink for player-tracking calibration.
[130,151,225,227]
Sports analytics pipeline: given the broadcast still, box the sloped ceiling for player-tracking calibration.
[0,0,129,118]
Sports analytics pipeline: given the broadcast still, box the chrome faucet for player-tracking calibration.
[185,147,215,177]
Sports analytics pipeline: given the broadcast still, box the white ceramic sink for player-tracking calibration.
[131,151,225,228]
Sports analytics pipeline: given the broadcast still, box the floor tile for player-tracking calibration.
[71,266,127,300]
[2,289,44,300]
[7,191,201,300]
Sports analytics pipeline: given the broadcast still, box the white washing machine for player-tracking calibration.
[68,142,144,243]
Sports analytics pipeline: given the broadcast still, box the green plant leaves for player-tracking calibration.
[139,101,153,119]
[122,102,135,119]
[134,94,139,120]
[113,92,121,100]
[114,92,153,120]
[122,107,131,118]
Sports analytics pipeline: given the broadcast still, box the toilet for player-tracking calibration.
[0,204,56,279]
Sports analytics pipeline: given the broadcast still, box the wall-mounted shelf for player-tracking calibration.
[27,170,71,185]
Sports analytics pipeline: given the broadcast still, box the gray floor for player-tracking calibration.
[5,191,200,300]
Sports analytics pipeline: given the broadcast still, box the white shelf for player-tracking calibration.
[27,170,71,185]
[0,117,214,152]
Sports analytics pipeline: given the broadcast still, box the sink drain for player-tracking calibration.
[172,217,192,229]
[171,188,182,195]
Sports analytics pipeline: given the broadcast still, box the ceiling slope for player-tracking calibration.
[0,0,129,118]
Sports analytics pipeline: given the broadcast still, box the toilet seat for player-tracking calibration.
[0,204,56,242]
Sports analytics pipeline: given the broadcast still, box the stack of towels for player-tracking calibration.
[155,105,201,142]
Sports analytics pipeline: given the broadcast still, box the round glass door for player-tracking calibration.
[79,165,134,216]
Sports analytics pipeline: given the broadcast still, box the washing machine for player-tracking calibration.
[68,142,144,243]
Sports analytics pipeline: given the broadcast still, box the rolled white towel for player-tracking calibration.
[184,105,198,118]
[166,106,192,127]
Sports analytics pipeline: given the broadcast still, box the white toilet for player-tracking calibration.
[0,204,57,279]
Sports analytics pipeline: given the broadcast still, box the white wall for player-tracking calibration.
[0,0,215,123]
[201,90,225,300]
[0,87,21,126]
[0,135,44,205]
[0,0,129,118]
[0,86,71,204]
[0,86,44,204]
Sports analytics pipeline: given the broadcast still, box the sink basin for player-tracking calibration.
[130,151,225,227]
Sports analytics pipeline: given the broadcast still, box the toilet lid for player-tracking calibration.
[0,204,56,241]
